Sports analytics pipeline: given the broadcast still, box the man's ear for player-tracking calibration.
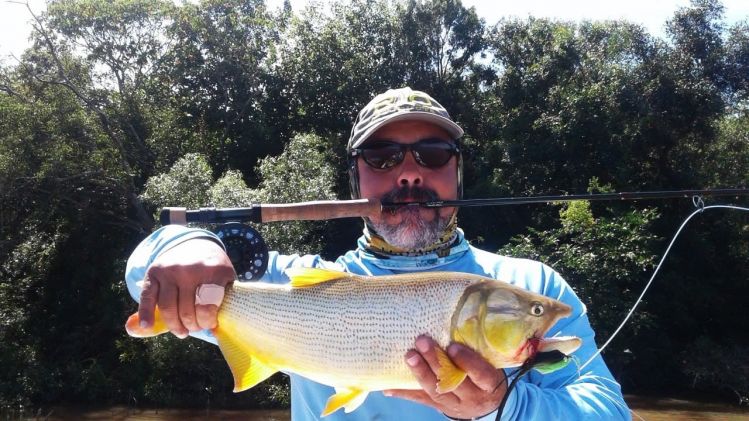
[348,156,361,199]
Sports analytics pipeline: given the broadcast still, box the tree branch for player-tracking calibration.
[25,3,153,232]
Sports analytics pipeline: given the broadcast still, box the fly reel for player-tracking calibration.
[213,222,269,281]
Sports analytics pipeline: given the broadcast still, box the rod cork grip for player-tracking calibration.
[160,207,187,226]
[259,198,382,222]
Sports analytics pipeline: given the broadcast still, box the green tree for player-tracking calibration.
[395,0,490,111]
[499,202,660,358]
[0,65,139,405]
[165,0,281,174]
[2,0,748,409]
[278,0,405,138]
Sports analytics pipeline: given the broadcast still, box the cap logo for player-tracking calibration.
[349,88,456,150]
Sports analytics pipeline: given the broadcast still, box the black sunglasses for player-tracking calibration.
[351,138,460,170]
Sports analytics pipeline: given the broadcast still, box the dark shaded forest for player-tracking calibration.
[1,0,748,411]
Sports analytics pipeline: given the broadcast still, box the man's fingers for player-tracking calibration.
[414,336,473,393]
[195,283,226,329]
[158,281,187,338]
[178,283,199,332]
[138,274,159,327]
[414,336,443,374]
[447,343,505,393]
[397,336,505,418]
[405,349,461,407]
[196,304,219,330]
[195,284,226,306]
[382,389,435,406]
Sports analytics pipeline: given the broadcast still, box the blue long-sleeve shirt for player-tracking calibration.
[126,225,631,420]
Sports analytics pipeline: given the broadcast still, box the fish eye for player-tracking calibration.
[530,302,544,317]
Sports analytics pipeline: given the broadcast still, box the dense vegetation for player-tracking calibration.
[1,0,747,411]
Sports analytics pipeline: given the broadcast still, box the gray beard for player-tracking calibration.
[369,207,451,250]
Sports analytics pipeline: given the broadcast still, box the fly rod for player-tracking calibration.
[160,188,749,226]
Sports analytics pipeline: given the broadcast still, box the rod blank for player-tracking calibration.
[383,188,749,208]
[160,188,749,225]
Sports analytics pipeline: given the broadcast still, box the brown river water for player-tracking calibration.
[6,396,749,420]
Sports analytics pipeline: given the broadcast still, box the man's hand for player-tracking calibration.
[384,336,506,419]
[138,238,235,338]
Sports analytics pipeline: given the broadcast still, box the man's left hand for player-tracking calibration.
[384,335,506,420]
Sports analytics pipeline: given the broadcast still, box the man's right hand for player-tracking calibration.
[138,238,236,338]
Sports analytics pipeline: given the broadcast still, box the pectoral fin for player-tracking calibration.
[321,387,369,417]
[435,347,467,393]
[213,324,277,392]
[125,307,170,338]
[285,267,350,288]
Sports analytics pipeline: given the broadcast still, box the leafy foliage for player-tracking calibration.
[141,153,214,209]
[1,0,748,410]
[500,203,660,351]
[247,133,338,255]
[681,336,749,404]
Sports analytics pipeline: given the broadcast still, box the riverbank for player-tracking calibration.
[627,395,749,421]
[5,396,748,420]
[9,407,291,420]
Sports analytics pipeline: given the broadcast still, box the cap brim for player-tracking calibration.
[349,111,464,149]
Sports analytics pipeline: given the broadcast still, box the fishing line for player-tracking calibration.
[484,204,749,421]
[580,204,749,371]
[631,409,648,421]
[494,365,533,420]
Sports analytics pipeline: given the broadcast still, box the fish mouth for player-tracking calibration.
[512,335,542,362]
[516,334,581,362]
[537,336,582,356]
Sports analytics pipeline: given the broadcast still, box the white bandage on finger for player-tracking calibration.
[195,284,225,306]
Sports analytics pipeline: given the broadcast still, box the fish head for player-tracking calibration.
[451,281,576,368]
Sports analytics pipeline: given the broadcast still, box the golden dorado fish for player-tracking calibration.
[126,268,581,417]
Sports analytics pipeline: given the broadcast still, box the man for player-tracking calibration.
[126,87,631,420]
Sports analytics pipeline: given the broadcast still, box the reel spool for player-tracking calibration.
[213,222,269,281]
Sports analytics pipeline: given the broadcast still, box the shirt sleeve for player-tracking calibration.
[124,225,225,344]
[125,225,223,302]
[124,225,339,345]
[498,265,631,420]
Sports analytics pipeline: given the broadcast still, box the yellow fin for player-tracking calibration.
[435,347,467,393]
[213,324,276,392]
[285,267,350,288]
[321,387,369,417]
[125,307,170,338]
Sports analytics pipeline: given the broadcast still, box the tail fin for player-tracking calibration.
[125,307,170,337]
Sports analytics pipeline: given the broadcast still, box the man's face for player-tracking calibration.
[357,120,458,249]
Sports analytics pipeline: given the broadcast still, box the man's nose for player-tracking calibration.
[397,151,422,187]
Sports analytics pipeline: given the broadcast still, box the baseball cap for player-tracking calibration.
[347,87,464,150]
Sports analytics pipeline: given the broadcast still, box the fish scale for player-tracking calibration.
[220,275,476,389]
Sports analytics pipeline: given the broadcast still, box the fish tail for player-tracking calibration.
[125,307,170,338]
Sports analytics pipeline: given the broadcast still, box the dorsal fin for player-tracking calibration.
[285,267,351,288]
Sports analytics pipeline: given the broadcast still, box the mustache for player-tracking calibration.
[381,186,440,204]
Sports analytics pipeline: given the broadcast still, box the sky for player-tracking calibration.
[1,0,748,63]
